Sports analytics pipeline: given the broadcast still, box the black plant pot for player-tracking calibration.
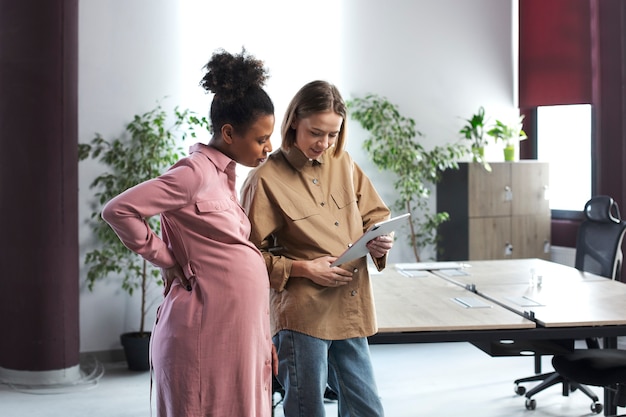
[120,332,151,371]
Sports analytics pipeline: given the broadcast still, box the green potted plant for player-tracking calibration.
[459,106,491,170]
[348,94,467,262]
[78,101,209,370]
[487,114,527,161]
[459,106,489,162]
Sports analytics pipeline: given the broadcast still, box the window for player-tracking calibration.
[536,104,592,212]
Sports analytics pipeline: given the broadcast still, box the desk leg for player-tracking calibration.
[604,388,612,416]
[603,337,618,416]
[534,354,542,374]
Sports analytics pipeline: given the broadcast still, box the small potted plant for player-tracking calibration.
[78,101,209,370]
[487,114,527,161]
[459,106,492,171]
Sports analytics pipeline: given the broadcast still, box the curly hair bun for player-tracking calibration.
[200,47,269,102]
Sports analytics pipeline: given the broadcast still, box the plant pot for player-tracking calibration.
[503,145,515,161]
[120,331,151,371]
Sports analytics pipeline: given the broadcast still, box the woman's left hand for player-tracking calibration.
[161,263,191,296]
[366,234,393,259]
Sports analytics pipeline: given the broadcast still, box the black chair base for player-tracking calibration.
[514,371,602,413]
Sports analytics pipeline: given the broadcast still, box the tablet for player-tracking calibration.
[330,213,411,267]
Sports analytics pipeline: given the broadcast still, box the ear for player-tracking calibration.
[221,124,234,144]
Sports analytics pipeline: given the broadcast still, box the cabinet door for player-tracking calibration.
[511,162,550,216]
[512,214,551,260]
[468,163,512,218]
[469,217,512,260]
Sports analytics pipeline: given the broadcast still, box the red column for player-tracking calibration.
[593,0,626,206]
[0,0,80,380]
[592,0,626,282]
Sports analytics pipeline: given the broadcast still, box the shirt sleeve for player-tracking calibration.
[101,160,199,269]
[241,172,292,291]
[351,158,391,271]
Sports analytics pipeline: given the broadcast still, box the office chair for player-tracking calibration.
[514,195,626,412]
[552,349,626,416]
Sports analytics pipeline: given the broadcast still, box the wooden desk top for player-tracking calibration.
[386,259,626,329]
[477,279,626,327]
[371,268,535,333]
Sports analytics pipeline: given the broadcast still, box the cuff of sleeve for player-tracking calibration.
[372,254,387,271]
[278,258,293,291]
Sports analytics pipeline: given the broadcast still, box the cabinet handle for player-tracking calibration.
[504,186,513,201]
[543,185,550,200]
[504,242,513,256]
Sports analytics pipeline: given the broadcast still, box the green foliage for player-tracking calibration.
[348,94,467,262]
[78,102,210,334]
[459,106,491,169]
[486,114,527,147]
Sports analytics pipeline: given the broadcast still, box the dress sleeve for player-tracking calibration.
[240,172,292,292]
[101,160,199,269]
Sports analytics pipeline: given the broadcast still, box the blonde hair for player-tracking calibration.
[281,80,347,157]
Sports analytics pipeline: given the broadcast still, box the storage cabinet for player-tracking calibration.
[437,162,550,261]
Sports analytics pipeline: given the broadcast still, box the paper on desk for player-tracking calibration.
[395,261,470,271]
[452,296,491,308]
[506,296,544,307]
[396,269,429,277]
[437,268,470,277]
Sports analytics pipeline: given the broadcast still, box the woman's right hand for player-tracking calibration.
[161,263,192,296]
[292,257,353,287]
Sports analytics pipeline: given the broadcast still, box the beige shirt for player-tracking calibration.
[241,146,390,340]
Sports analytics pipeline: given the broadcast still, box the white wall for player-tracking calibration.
[340,0,517,261]
[78,0,185,353]
[78,0,518,353]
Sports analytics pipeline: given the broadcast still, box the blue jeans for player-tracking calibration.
[273,330,385,417]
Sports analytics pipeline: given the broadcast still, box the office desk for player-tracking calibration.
[370,260,626,345]
[428,258,626,328]
[371,270,535,333]
[369,259,626,415]
[477,280,626,328]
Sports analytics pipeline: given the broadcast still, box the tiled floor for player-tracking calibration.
[0,341,614,417]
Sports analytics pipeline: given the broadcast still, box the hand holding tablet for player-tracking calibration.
[330,213,410,266]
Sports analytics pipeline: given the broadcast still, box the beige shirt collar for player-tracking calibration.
[281,146,326,171]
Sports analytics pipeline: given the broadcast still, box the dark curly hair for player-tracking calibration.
[200,47,274,136]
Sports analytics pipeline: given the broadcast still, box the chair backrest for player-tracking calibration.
[574,195,626,279]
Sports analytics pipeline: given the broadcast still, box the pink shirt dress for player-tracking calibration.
[102,143,272,417]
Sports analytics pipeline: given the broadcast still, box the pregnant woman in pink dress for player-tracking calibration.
[102,48,276,417]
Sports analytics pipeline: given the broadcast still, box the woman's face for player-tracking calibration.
[230,114,275,167]
[293,111,343,161]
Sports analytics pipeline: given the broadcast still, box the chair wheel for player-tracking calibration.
[525,398,536,410]
[590,402,603,414]
[514,384,526,395]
